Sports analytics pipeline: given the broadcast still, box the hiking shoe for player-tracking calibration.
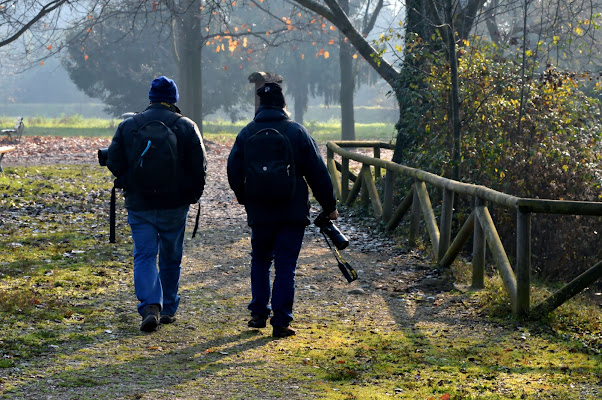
[140,304,160,332]
[272,326,296,338]
[159,314,176,324]
[248,315,267,329]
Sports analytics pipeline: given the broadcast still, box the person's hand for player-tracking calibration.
[328,210,339,220]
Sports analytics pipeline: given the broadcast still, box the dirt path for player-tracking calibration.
[0,138,450,399]
[2,137,598,399]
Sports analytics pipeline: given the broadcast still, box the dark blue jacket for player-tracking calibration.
[107,103,207,211]
[227,105,336,226]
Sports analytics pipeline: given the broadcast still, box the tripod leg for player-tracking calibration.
[109,186,116,243]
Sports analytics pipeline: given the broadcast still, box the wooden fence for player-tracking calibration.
[326,140,602,319]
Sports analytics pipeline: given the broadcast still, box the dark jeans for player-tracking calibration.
[127,205,189,316]
[249,224,305,327]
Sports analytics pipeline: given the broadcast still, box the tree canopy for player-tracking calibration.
[62,8,253,119]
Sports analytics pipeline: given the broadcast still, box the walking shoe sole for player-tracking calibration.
[159,315,176,324]
[140,315,158,332]
[248,320,267,328]
[272,327,296,338]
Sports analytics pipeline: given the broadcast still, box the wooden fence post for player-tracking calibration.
[383,168,395,221]
[439,212,475,268]
[385,185,414,231]
[475,205,518,311]
[346,168,363,206]
[532,259,602,317]
[415,181,440,256]
[472,197,486,289]
[516,208,531,318]
[438,188,454,263]
[327,147,342,200]
[341,157,350,202]
[362,165,383,219]
[360,164,370,209]
[374,145,381,179]
[409,181,421,245]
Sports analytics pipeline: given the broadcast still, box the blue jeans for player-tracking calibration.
[249,224,305,327]
[127,205,189,316]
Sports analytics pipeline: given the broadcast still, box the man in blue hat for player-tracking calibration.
[107,76,207,332]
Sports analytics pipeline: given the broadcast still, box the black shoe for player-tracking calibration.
[248,315,267,329]
[159,314,176,324]
[140,304,160,332]
[272,326,296,338]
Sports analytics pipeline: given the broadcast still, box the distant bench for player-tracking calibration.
[1,117,24,143]
[0,146,15,172]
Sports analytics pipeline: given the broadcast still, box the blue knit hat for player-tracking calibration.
[149,76,179,104]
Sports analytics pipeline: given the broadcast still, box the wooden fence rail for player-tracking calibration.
[326,140,602,319]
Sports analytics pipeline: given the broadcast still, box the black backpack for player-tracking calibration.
[243,121,296,204]
[126,112,181,194]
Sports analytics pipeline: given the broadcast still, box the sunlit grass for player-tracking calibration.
[1,115,117,129]
[1,115,396,141]
[0,165,131,365]
[275,299,602,400]
[1,115,118,137]
[304,119,396,142]
[201,118,396,142]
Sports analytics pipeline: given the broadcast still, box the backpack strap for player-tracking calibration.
[275,120,291,136]
[131,111,182,131]
[248,119,291,137]
[191,200,201,239]
[162,112,183,130]
[131,113,145,130]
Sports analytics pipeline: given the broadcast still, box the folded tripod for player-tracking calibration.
[320,232,358,283]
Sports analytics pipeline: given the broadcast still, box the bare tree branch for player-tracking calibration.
[0,0,69,47]
[292,0,399,86]
[362,0,383,35]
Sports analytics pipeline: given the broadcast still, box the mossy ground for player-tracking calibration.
[0,139,600,399]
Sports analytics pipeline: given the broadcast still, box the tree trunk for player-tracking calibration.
[289,61,308,124]
[391,0,438,164]
[174,1,203,132]
[445,0,462,181]
[339,0,355,141]
[178,47,203,128]
[293,90,307,125]
[294,0,487,167]
[391,85,414,164]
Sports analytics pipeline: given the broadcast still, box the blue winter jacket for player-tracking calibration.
[106,103,207,211]
[227,105,337,226]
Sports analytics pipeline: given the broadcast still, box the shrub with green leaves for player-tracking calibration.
[398,36,602,281]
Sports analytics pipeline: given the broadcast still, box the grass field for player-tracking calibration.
[0,102,399,123]
[0,116,396,142]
